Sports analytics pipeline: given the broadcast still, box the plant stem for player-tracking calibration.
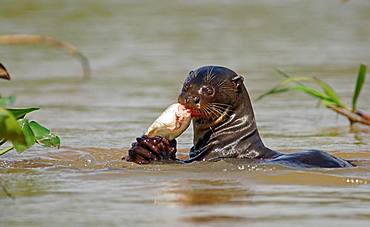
[328,105,370,126]
[0,145,14,156]
[0,139,7,146]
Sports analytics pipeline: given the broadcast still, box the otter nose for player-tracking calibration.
[186,96,200,105]
[178,94,199,106]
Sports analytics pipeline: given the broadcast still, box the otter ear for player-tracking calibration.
[231,75,244,89]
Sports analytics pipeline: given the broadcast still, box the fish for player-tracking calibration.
[145,103,191,140]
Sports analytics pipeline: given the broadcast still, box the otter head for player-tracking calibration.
[178,66,245,129]
[178,66,264,161]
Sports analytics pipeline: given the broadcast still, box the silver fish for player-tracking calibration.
[145,103,191,140]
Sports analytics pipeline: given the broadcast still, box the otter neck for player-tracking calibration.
[192,87,278,160]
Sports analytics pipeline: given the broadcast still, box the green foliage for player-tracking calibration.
[14,119,36,152]
[1,62,60,156]
[0,97,60,156]
[0,108,26,145]
[352,64,367,112]
[257,65,368,111]
[8,107,40,119]
[29,121,60,148]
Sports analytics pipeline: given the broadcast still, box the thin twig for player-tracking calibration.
[327,105,370,126]
[0,34,90,79]
[0,63,11,80]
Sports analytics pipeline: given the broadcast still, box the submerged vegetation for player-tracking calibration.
[0,63,60,156]
[257,64,370,126]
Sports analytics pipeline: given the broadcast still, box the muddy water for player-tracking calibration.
[1,0,370,226]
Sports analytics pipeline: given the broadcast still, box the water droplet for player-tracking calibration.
[77,153,97,168]
[237,165,245,170]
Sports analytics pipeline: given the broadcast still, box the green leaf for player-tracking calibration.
[256,75,335,102]
[29,121,60,148]
[37,134,61,148]
[7,107,40,119]
[321,99,340,108]
[352,64,367,112]
[312,77,346,108]
[277,73,344,107]
[0,96,16,107]
[279,76,314,87]
[272,70,346,108]
[13,119,36,153]
[291,84,338,107]
[255,72,314,101]
[290,84,333,102]
[276,69,295,79]
[255,87,290,101]
[28,121,50,139]
[0,107,26,145]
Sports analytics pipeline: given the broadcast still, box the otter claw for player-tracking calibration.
[126,135,177,164]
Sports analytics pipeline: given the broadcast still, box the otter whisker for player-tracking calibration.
[209,102,231,107]
[208,104,232,118]
[209,103,232,112]
[202,104,219,119]
[205,105,221,120]
[206,104,220,120]
[199,107,207,117]
[217,80,238,93]
[208,67,216,83]
[215,106,232,116]
[211,107,230,116]
[208,105,225,118]
[212,108,226,118]
[216,79,226,88]
[202,106,213,119]
[190,69,199,80]
[206,106,221,119]
[205,66,215,83]
[209,72,216,83]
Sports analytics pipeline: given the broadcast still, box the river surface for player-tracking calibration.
[1,0,370,226]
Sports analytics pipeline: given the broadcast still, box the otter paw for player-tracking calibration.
[124,135,177,164]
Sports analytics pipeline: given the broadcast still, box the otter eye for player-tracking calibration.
[200,86,214,96]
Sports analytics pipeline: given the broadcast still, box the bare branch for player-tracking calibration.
[327,105,370,126]
[0,34,90,79]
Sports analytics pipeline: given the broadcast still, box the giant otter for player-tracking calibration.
[126,66,353,168]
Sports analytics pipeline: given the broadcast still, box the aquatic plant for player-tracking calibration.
[0,63,60,156]
[256,64,370,126]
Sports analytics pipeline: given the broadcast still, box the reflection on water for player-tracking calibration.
[0,171,53,199]
[1,146,370,226]
[161,179,251,206]
[1,0,370,226]
[180,215,248,224]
